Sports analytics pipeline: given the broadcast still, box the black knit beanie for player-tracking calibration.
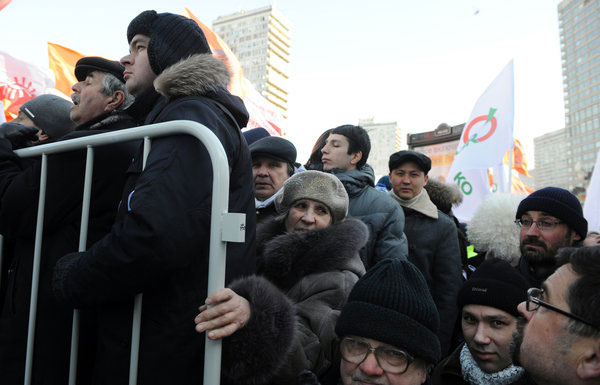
[515,186,587,239]
[127,10,211,75]
[457,258,528,318]
[335,259,441,364]
[20,95,75,139]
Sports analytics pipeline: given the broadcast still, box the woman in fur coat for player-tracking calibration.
[195,170,367,385]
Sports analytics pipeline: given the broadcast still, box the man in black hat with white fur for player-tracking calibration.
[0,57,138,385]
[52,10,256,385]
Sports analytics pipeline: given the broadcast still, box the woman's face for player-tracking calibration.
[285,199,332,233]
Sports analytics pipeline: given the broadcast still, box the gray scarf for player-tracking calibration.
[460,344,524,385]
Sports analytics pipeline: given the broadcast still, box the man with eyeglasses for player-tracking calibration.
[511,246,600,385]
[332,258,441,385]
[514,187,587,287]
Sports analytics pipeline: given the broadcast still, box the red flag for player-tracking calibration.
[0,0,12,12]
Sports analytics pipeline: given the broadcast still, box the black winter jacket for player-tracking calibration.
[0,111,137,385]
[52,54,257,385]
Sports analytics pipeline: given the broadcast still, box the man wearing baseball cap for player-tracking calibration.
[387,150,462,356]
[249,136,297,222]
[52,10,256,385]
[515,187,587,287]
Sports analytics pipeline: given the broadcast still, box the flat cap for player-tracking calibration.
[250,136,297,167]
[75,57,126,83]
[389,150,432,174]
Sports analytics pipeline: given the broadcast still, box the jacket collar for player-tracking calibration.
[257,218,368,291]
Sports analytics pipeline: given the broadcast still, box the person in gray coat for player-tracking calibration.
[321,124,408,268]
[195,170,367,385]
[388,150,462,356]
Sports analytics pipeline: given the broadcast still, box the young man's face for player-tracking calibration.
[321,133,361,172]
[519,210,580,267]
[512,264,584,385]
[461,304,517,374]
[389,161,428,200]
[12,111,47,142]
[120,34,157,97]
[252,156,290,201]
[70,71,113,125]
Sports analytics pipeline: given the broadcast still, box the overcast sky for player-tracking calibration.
[1,0,564,164]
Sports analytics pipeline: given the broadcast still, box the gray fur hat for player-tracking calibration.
[276,171,348,224]
[20,95,75,140]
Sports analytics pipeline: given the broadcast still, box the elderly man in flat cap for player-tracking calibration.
[0,57,138,385]
[250,135,298,222]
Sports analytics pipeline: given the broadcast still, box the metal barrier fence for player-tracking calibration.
[5,120,246,385]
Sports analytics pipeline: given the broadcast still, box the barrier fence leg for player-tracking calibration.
[128,137,150,385]
[68,146,95,385]
[24,154,48,385]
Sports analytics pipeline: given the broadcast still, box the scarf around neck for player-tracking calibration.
[389,189,438,219]
[255,187,283,209]
[460,344,524,385]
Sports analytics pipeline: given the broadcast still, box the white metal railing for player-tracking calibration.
[7,120,246,385]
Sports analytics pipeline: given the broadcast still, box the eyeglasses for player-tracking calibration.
[339,337,414,374]
[514,218,564,231]
[526,288,599,329]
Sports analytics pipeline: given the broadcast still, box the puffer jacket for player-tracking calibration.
[52,53,256,385]
[331,165,408,269]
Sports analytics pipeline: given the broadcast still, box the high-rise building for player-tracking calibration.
[213,6,291,119]
[534,128,569,190]
[558,0,600,192]
[359,118,404,180]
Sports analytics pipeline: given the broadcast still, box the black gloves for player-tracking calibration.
[0,122,39,149]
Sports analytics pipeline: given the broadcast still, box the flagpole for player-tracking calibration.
[508,143,514,194]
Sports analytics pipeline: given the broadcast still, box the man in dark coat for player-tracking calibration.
[250,136,297,223]
[0,57,137,385]
[515,187,586,287]
[321,124,408,268]
[387,150,462,355]
[52,11,256,385]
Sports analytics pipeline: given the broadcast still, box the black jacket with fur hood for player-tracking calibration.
[242,217,368,385]
[52,54,256,385]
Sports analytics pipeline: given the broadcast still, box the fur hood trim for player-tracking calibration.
[467,193,526,266]
[425,178,463,214]
[153,54,230,101]
[257,218,368,291]
[88,110,131,129]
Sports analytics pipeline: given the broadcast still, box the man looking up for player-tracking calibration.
[249,135,297,222]
[53,11,256,385]
[511,246,600,385]
[387,150,462,354]
[321,124,408,268]
[0,57,137,385]
[515,187,586,287]
[432,258,530,385]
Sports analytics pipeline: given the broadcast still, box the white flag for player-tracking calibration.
[448,61,515,222]
[583,149,600,232]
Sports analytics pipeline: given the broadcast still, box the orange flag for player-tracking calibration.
[0,0,12,11]
[48,43,83,97]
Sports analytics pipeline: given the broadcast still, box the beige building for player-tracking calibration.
[534,128,569,190]
[213,6,291,119]
[558,0,600,191]
[359,118,404,180]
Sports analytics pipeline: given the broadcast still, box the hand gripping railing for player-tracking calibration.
[12,120,245,385]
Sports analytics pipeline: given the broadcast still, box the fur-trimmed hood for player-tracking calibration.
[152,53,249,128]
[257,218,368,292]
[425,178,463,215]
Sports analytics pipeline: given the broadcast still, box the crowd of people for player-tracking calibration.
[0,9,598,385]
